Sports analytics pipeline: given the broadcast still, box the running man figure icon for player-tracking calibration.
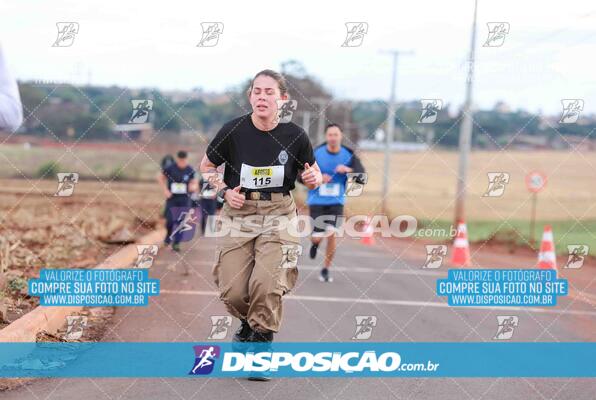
[169,208,198,241]
[191,346,217,374]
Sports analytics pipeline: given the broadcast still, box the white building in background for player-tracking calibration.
[358,139,428,152]
[113,123,154,141]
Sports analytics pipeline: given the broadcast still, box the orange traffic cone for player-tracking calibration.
[451,221,471,267]
[537,225,557,270]
[360,217,375,245]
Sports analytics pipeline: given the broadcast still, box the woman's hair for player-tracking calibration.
[246,69,288,97]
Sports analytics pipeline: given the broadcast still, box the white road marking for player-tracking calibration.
[190,259,443,276]
[159,289,596,317]
[299,265,444,276]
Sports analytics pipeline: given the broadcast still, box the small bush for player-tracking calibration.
[7,277,27,293]
[108,166,127,181]
[36,161,61,179]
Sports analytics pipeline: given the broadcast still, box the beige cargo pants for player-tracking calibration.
[212,192,301,333]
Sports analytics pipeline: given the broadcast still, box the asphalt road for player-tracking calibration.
[3,234,595,400]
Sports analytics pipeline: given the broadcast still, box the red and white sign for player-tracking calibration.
[526,171,547,193]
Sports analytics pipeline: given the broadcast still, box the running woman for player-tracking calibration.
[307,123,366,283]
[199,70,322,371]
[158,150,198,252]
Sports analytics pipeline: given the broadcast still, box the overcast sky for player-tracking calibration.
[2,0,595,115]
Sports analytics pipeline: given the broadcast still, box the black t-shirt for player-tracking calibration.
[206,114,316,192]
[163,164,195,199]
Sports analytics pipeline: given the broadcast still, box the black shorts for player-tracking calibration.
[309,204,344,234]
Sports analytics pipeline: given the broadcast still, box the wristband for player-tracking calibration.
[216,187,229,203]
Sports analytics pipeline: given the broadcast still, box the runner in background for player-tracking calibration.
[158,151,198,252]
[307,123,366,283]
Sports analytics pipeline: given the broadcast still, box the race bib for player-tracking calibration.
[170,182,187,194]
[319,183,340,197]
[201,188,217,199]
[240,163,284,189]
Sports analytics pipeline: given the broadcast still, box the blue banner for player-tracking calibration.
[437,269,568,306]
[0,342,593,378]
[28,269,160,306]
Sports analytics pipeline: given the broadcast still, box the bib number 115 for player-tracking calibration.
[253,177,271,186]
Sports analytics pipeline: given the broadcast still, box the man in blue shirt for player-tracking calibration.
[307,124,365,282]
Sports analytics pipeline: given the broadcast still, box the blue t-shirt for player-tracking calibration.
[307,144,359,206]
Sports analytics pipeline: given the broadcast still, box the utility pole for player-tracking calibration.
[302,110,311,135]
[380,50,413,215]
[454,0,479,225]
[312,97,328,146]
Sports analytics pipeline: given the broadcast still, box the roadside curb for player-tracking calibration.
[0,229,165,342]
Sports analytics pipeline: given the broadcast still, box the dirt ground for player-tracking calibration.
[0,179,163,329]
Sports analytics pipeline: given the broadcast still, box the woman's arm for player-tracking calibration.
[199,154,226,192]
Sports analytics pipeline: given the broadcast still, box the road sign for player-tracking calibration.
[526,171,547,193]
[526,171,547,246]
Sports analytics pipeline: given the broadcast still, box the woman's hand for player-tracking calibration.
[301,163,323,189]
[225,185,246,209]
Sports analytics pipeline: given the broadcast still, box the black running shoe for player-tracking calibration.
[309,243,318,259]
[319,268,333,283]
[172,243,181,252]
[249,330,273,342]
[233,319,252,342]
[247,329,273,381]
[248,372,272,382]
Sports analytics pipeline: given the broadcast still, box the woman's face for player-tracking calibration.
[248,75,287,120]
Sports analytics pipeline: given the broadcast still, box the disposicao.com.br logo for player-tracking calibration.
[222,351,439,373]
[188,343,439,377]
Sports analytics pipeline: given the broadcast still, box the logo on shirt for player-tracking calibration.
[190,345,220,375]
[278,150,289,165]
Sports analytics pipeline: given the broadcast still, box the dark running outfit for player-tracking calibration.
[163,164,196,245]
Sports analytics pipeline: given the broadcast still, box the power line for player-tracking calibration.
[380,49,414,216]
